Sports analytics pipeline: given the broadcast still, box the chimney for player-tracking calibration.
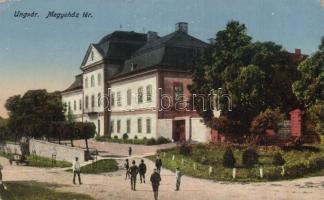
[294,48,302,64]
[208,38,216,45]
[175,22,188,34]
[147,31,158,41]
[295,48,301,55]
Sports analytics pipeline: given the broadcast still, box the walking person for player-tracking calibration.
[72,157,82,185]
[150,169,161,200]
[155,155,162,173]
[175,167,182,191]
[138,159,147,183]
[128,146,132,157]
[128,160,138,191]
[124,159,130,180]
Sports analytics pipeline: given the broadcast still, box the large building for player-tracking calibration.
[62,22,211,142]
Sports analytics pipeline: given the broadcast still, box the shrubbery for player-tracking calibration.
[146,138,157,145]
[122,133,129,140]
[222,147,236,168]
[179,143,192,156]
[156,137,171,144]
[272,152,285,166]
[242,148,259,167]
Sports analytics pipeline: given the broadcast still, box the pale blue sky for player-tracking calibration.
[0,0,324,117]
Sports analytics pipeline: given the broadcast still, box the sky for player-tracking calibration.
[0,0,324,118]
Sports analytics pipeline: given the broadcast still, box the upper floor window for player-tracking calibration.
[73,100,76,111]
[91,95,95,108]
[98,93,102,107]
[91,75,95,87]
[146,85,152,102]
[98,73,102,86]
[138,87,143,104]
[117,91,122,106]
[146,118,151,134]
[127,89,132,106]
[111,92,115,107]
[137,118,142,133]
[85,77,89,89]
[85,96,89,109]
[174,83,184,101]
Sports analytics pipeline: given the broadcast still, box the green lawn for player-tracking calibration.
[67,159,119,174]
[148,139,324,182]
[0,181,94,200]
[26,155,72,168]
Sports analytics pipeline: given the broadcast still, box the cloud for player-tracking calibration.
[321,0,324,10]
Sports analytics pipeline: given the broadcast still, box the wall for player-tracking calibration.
[157,118,173,139]
[2,142,22,155]
[29,139,86,162]
[191,118,210,142]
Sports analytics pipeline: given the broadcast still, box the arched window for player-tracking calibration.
[138,87,143,104]
[146,85,152,102]
[91,75,95,87]
[98,73,102,86]
[85,77,88,88]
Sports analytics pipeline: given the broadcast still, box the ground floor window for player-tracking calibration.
[137,118,142,133]
[117,120,121,133]
[126,119,131,133]
[146,118,151,134]
[110,120,114,133]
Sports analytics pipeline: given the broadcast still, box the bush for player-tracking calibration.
[179,143,192,156]
[146,138,156,145]
[122,133,128,140]
[156,137,171,144]
[250,108,284,136]
[113,135,118,139]
[222,147,236,168]
[134,135,138,140]
[242,148,259,167]
[272,152,285,166]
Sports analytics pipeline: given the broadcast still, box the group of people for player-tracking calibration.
[124,154,182,200]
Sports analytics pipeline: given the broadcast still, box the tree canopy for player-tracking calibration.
[191,21,299,139]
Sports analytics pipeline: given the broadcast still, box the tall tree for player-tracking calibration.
[191,21,299,140]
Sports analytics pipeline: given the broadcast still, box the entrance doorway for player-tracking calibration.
[173,120,186,142]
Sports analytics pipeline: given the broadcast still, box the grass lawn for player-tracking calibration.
[0,181,94,200]
[67,159,119,174]
[148,138,324,182]
[0,152,71,168]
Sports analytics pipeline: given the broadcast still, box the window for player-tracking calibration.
[127,89,132,105]
[91,75,95,87]
[138,87,143,104]
[126,119,131,133]
[85,77,88,89]
[174,83,184,101]
[117,91,121,106]
[146,118,151,134]
[91,95,95,108]
[146,85,152,102]
[98,93,101,107]
[98,73,102,86]
[137,118,142,133]
[90,51,94,61]
[110,120,114,133]
[79,99,82,110]
[117,120,121,133]
[111,92,115,107]
[73,100,76,111]
[85,96,89,109]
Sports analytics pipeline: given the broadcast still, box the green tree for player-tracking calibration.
[75,122,96,151]
[191,21,299,140]
[5,90,65,140]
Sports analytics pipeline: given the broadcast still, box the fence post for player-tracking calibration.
[232,168,236,179]
[193,163,197,170]
[259,167,263,179]
[172,155,175,161]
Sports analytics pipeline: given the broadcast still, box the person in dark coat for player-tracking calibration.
[128,146,132,157]
[128,160,138,191]
[124,159,130,180]
[155,155,162,173]
[150,168,161,200]
[138,159,147,183]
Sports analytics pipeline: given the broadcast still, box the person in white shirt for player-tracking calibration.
[72,157,82,185]
[175,167,182,191]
